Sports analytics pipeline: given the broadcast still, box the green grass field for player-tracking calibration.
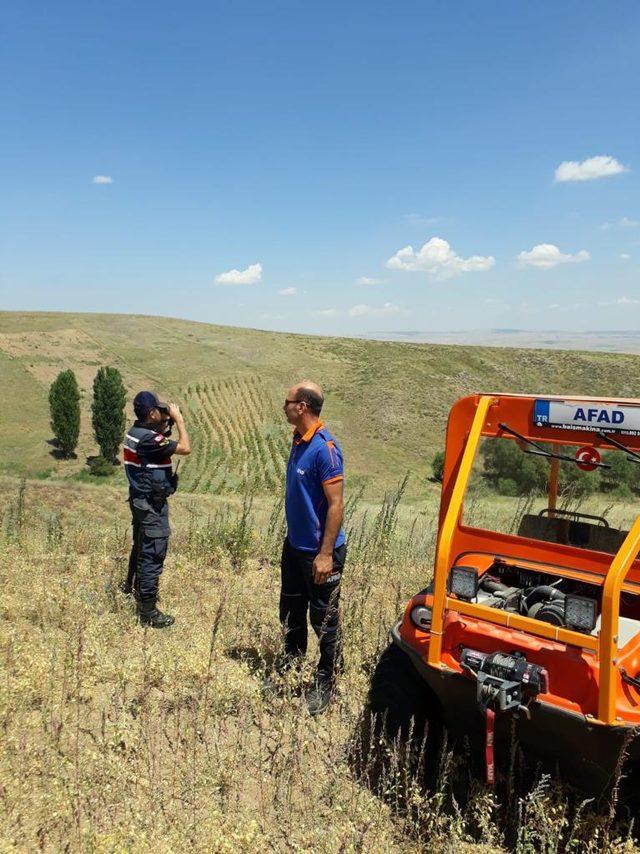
[4,310,640,498]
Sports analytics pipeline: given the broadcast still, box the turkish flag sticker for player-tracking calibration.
[576,446,601,471]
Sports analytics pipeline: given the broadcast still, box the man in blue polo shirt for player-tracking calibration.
[279,380,346,715]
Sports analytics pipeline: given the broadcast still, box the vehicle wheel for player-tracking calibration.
[616,758,640,817]
[355,642,444,792]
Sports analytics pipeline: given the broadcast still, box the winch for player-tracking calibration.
[460,648,549,711]
[460,648,549,784]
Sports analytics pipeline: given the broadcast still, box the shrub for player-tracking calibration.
[91,367,126,464]
[480,438,612,497]
[599,451,639,494]
[481,439,548,495]
[497,476,519,496]
[558,459,600,496]
[88,455,117,477]
[48,369,81,458]
[221,491,255,570]
[431,450,445,483]
[612,483,634,499]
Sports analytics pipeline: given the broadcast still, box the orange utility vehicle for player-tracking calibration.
[370,393,640,794]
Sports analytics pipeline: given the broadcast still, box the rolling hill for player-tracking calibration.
[2,312,640,849]
[3,310,640,496]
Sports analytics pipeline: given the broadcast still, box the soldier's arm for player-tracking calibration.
[168,404,191,456]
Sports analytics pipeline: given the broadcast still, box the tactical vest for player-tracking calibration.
[123,423,176,504]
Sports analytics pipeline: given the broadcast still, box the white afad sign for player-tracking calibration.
[533,399,640,436]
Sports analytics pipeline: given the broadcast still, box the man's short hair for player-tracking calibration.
[297,387,324,416]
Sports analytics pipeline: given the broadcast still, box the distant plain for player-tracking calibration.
[363,328,640,353]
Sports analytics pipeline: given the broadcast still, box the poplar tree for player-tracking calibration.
[91,367,127,463]
[48,370,81,458]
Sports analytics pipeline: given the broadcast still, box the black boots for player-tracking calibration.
[140,609,175,629]
[123,588,174,628]
[305,676,334,716]
[138,597,175,629]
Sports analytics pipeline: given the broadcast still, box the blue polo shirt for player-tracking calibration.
[285,421,346,552]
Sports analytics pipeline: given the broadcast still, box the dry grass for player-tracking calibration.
[0,476,638,852]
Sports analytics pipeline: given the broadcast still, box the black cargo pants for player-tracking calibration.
[279,538,347,681]
[128,497,171,603]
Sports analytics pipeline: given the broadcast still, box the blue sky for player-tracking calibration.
[1,1,639,335]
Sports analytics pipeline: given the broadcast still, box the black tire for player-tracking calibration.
[355,642,444,792]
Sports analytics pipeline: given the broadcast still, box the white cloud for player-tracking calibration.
[517,243,590,269]
[598,295,640,307]
[620,253,631,260]
[547,302,585,312]
[92,175,113,184]
[404,213,443,227]
[278,287,297,296]
[313,308,338,318]
[355,276,384,286]
[601,216,639,231]
[348,302,401,318]
[215,263,262,286]
[386,237,495,279]
[554,155,628,183]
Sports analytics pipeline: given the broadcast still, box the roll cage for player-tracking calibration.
[428,393,640,725]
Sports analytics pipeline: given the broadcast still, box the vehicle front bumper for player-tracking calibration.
[390,621,640,796]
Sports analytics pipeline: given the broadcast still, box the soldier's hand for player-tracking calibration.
[168,403,183,422]
[313,552,333,584]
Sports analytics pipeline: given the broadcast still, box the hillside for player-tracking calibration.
[3,311,640,496]
[2,311,640,850]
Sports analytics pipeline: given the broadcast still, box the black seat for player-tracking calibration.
[517,514,627,553]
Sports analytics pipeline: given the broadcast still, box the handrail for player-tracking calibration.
[598,516,640,724]
[548,457,559,517]
[428,395,493,666]
[447,596,599,651]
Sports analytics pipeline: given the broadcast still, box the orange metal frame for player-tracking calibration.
[428,393,640,725]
